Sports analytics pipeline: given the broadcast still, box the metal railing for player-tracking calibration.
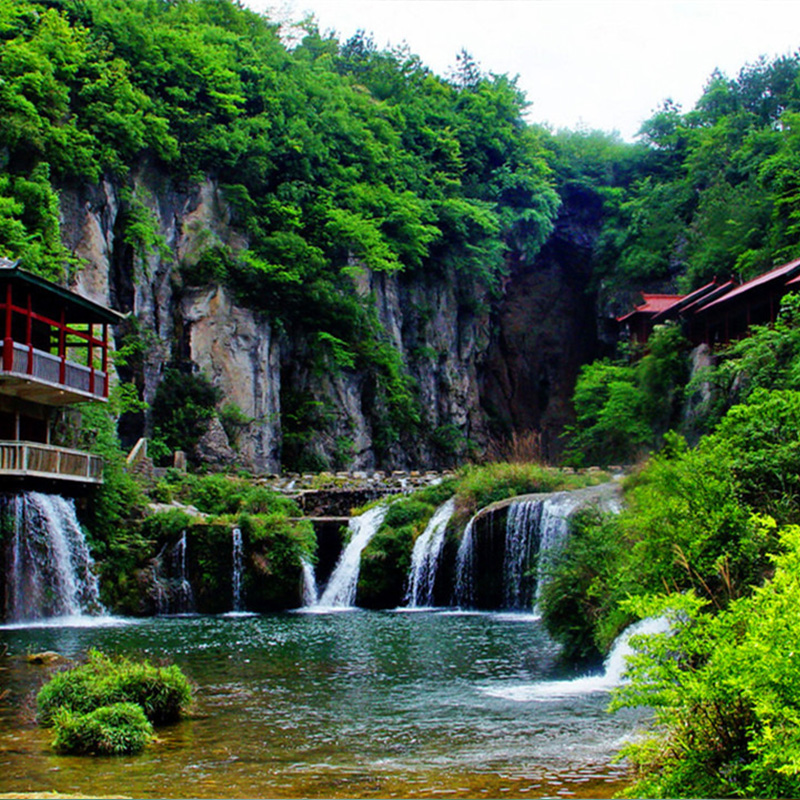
[0,440,103,482]
[0,341,106,399]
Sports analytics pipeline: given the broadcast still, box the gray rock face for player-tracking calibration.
[180,285,281,471]
[56,170,600,472]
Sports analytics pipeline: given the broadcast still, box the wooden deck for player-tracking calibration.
[0,440,103,484]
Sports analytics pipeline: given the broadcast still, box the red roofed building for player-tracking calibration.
[617,293,685,344]
[618,259,800,347]
[691,259,800,344]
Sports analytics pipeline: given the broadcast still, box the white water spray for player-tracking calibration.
[301,558,319,606]
[405,498,455,608]
[232,527,244,611]
[171,531,195,613]
[453,513,478,608]
[312,504,387,609]
[2,492,104,622]
[482,616,671,702]
[502,500,542,609]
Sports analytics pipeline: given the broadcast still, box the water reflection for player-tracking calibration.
[0,611,641,798]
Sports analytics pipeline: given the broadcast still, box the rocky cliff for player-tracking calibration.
[57,171,603,472]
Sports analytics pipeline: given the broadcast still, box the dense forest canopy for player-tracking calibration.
[0,0,558,292]
[4,0,800,301]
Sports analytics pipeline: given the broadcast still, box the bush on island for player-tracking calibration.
[51,702,154,755]
[37,649,192,755]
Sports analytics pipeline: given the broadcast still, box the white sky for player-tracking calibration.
[248,0,800,141]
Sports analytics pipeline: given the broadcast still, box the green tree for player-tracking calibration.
[613,519,800,798]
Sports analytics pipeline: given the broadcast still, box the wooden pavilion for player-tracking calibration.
[0,259,124,487]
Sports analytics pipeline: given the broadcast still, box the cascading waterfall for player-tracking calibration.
[232,527,244,611]
[531,493,584,611]
[453,514,478,608]
[312,504,387,609]
[171,531,195,614]
[502,500,542,609]
[482,615,671,702]
[454,483,621,611]
[1,492,104,622]
[405,497,455,608]
[301,559,319,606]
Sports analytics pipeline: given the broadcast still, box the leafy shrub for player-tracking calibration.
[539,510,634,660]
[383,499,436,530]
[51,702,153,756]
[453,462,600,520]
[613,519,800,798]
[140,509,193,542]
[358,523,415,608]
[542,428,779,661]
[37,650,192,726]
[237,513,316,609]
[564,325,689,467]
[703,388,800,521]
[150,369,221,465]
[152,473,299,517]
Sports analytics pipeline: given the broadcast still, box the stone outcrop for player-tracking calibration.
[55,170,605,472]
[482,186,605,460]
[180,285,281,471]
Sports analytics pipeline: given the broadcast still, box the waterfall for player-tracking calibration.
[170,531,195,614]
[232,527,244,611]
[453,513,478,608]
[481,616,671,702]
[313,504,387,609]
[502,500,542,609]
[602,615,670,684]
[301,559,319,606]
[1,492,104,622]
[454,483,621,612]
[405,498,455,608]
[531,493,585,611]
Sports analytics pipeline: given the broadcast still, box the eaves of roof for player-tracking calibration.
[0,259,125,324]
[695,259,800,315]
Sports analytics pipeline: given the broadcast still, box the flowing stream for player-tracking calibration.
[0,611,645,799]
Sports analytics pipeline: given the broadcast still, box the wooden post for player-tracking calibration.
[102,323,109,397]
[3,281,12,372]
[26,290,33,375]
[88,323,95,396]
[59,308,66,385]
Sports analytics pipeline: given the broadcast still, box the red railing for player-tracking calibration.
[0,341,107,399]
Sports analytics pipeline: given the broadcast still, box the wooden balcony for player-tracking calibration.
[0,341,108,405]
[0,440,103,484]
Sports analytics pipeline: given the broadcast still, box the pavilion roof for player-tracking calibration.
[695,259,800,315]
[651,280,721,322]
[617,293,684,323]
[0,259,124,325]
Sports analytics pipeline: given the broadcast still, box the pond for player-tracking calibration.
[0,610,645,798]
